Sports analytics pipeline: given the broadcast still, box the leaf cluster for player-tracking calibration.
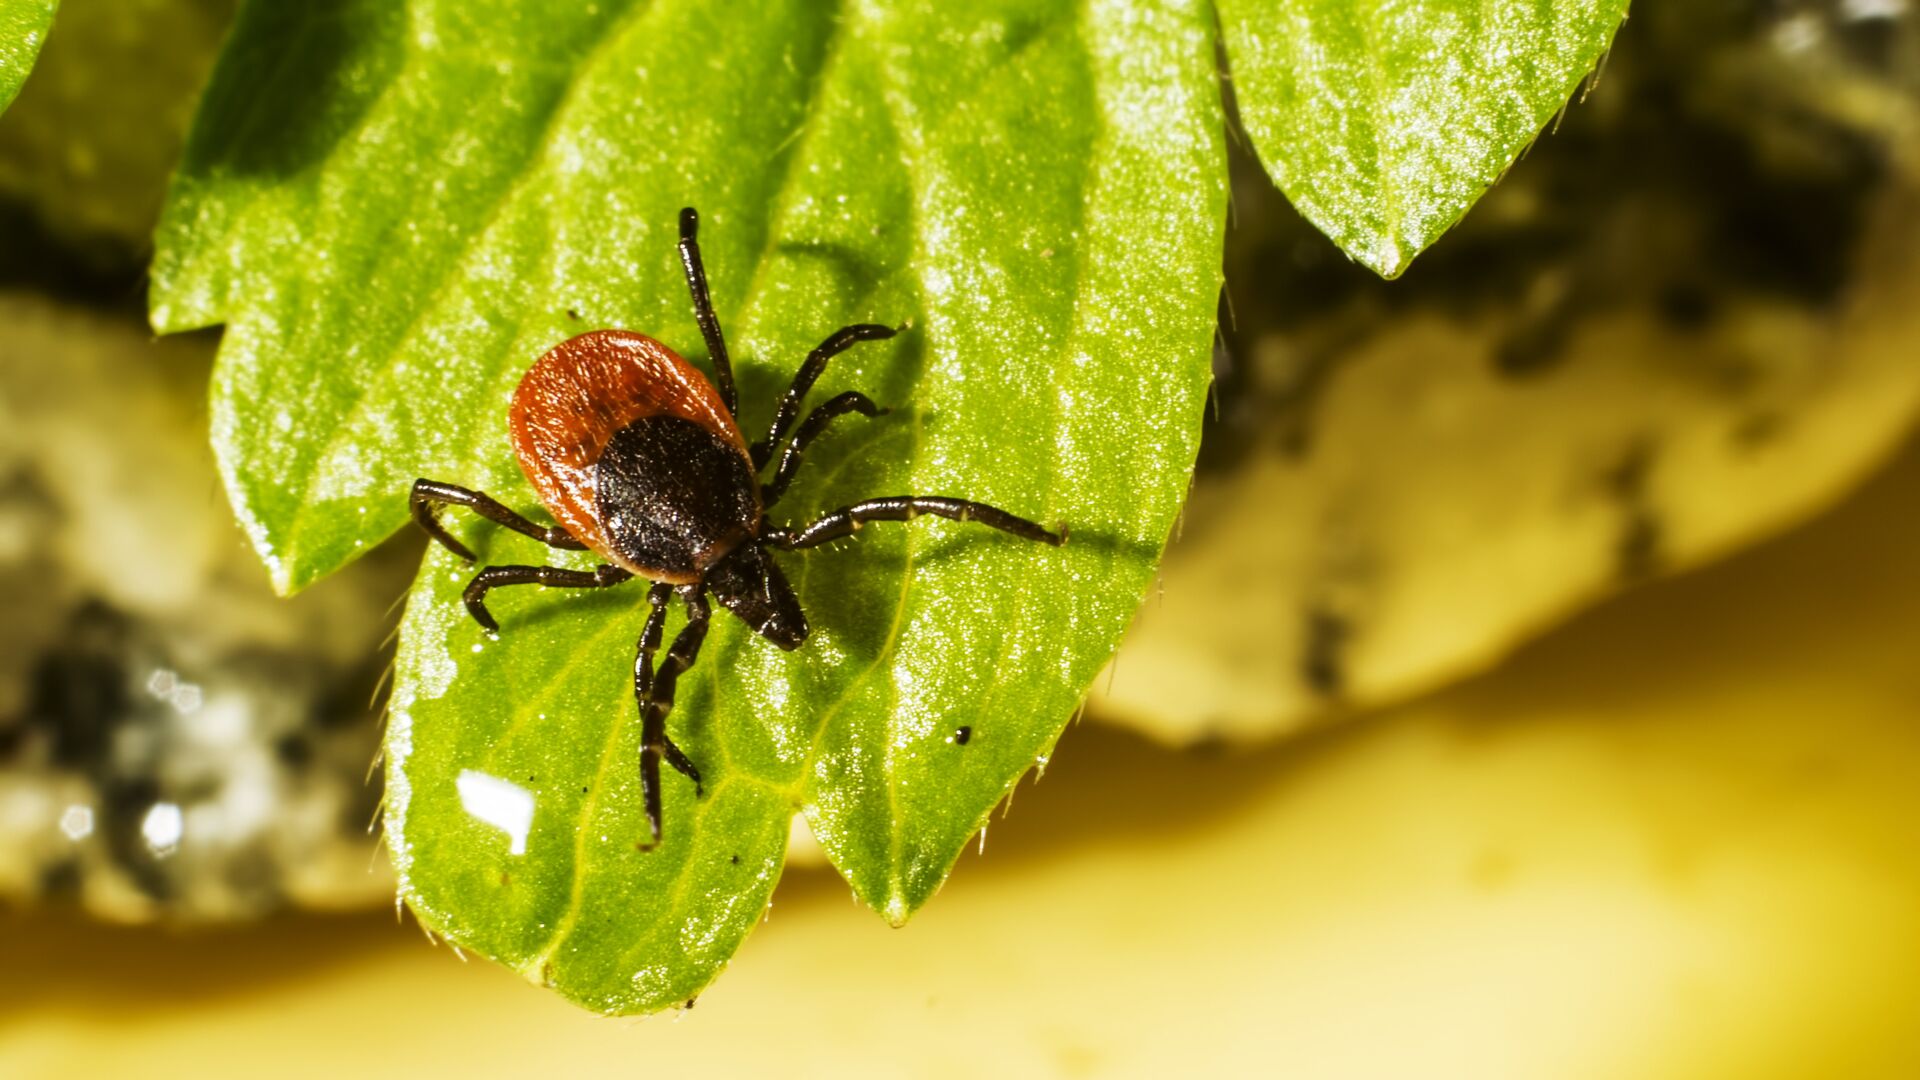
[10,0,1631,1012]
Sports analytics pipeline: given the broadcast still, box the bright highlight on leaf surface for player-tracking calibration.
[0,0,57,113]
[1217,0,1631,277]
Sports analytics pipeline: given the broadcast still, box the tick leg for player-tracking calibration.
[411,478,587,562]
[762,391,888,507]
[752,324,897,470]
[636,584,709,850]
[461,563,632,634]
[631,582,671,849]
[767,496,1065,550]
[677,207,739,419]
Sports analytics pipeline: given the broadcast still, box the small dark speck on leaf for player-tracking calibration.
[953,725,972,745]
[730,854,741,865]
[566,307,581,320]
[581,786,588,794]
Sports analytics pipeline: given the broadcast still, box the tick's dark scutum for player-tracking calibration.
[595,415,759,577]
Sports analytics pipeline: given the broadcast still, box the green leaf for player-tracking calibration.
[153,0,1223,1013]
[0,0,56,114]
[1216,0,1629,277]
[0,0,234,257]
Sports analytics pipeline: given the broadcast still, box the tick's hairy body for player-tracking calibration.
[410,208,1062,848]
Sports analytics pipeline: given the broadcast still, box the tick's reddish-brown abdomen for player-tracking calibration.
[509,330,753,580]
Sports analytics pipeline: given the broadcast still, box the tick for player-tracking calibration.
[410,208,1064,849]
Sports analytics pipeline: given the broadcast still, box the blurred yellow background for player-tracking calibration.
[8,435,1918,1079]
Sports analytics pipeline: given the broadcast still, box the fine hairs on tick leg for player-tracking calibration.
[408,206,1065,849]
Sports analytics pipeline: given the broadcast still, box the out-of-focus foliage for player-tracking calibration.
[0,0,230,264]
